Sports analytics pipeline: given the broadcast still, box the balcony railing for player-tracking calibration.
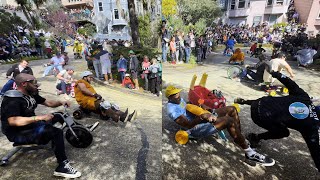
[228,8,250,17]
[264,5,286,14]
[112,18,127,26]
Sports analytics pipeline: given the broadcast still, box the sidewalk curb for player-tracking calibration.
[92,77,161,99]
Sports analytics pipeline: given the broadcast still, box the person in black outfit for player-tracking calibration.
[235,69,320,172]
[0,73,81,178]
[0,59,33,95]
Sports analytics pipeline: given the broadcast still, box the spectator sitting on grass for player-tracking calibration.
[122,74,135,89]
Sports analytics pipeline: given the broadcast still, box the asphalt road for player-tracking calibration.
[162,51,320,180]
[0,56,161,180]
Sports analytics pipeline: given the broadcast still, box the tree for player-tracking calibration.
[138,15,152,47]
[15,0,33,26]
[0,9,27,34]
[162,0,177,18]
[32,0,47,9]
[127,0,141,45]
[78,23,96,37]
[45,10,75,36]
[177,0,222,26]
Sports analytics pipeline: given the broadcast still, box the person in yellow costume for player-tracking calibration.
[165,85,275,166]
[229,48,245,65]
[73,40,83,56]
[74,71,137,122]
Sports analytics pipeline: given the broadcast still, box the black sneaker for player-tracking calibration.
[246,133,261,148]
[234,98,246,105]
[120,108,129,122]
[126,110,137,122]
[53,160,81,178]
[245,152,275,166]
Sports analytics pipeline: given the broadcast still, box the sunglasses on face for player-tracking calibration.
[25,79,39,86]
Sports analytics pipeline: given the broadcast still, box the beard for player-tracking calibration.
[26,84,39,96]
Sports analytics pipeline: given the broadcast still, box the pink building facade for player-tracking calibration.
[294,0,320,35]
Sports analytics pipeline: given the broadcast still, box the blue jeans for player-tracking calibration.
[43,65,63,76]
[36,47,43,56]
[0,79,15,95]
[187,122,218,138]
[93,60,102,78]
[185,47,191,63]
[223,45,234,54]
[162,43,168,62]
[119,71,125,82]
[143,73,149,91]
[56,81,70,94]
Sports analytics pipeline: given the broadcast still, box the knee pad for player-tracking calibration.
[100,101,111,110]
[110,103,120,111]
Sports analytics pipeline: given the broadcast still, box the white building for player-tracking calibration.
[92,0,161,41]
[220,0,290,26]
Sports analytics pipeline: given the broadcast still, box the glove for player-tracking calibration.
[93,93,102,100]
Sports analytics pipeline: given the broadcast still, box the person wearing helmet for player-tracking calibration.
[234,68,320,172]
[73,40,83,59]
[74,71,137,122]
[165,85,275,166]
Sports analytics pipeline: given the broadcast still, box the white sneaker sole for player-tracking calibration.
[89,122,99,131]
[128,111,137,122]
[53,171,81,178]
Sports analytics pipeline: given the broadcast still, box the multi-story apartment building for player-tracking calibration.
[92,0,161,40]
[220,0,290,26]
[294,0,320,35]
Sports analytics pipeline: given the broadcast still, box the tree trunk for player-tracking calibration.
[128,0,140,46]
[21,5,34,26]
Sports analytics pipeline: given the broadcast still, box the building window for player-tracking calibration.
[98,2,103,11]
[238,0,245,8]
[276,0,283,5]
[269,15,278,24]
[230,0,236,10]
[253,16,262,26]
[121,9,125,19]
[267,0,273,6]
[114,9,119,19]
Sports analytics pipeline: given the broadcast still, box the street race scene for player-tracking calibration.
[162,0,320,179]
[1,0,320,179]
[0,0,161,179]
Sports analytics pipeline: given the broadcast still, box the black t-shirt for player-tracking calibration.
[1,93,46,139]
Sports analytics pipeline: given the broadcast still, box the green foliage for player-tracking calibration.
[167,16,189,33]
[112,46,160,62]
[0,9,27,34]
[273,22,288,28]
[162,0,178,18]
[138,15,153,47]
[78,23,96,36]
[194,18,207,35]
[177,0,222,26]
[189,54,196,64]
